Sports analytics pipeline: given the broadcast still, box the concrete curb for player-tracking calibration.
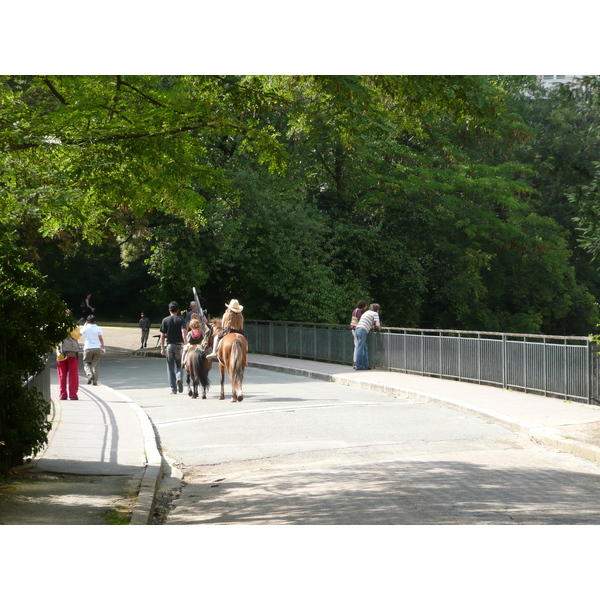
[109,388,164,525]
[248,360,600,465]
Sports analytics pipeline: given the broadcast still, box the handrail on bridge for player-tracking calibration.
[244,320,599,406]
[247,319,591,342]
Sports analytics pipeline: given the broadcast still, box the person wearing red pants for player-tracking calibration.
[57,326,82,400]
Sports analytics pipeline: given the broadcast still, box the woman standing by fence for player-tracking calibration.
[350,300,367,368]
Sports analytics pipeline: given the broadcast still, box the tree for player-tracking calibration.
[0,75,287,244]
[4,75,597,337]
[507,76,600,300]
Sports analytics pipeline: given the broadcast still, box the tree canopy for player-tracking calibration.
[2,75,600,336]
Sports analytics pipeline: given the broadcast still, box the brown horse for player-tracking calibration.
[184,344,212,399]
[216,333,247,402]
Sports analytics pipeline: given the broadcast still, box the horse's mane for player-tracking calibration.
[210,317,223,328]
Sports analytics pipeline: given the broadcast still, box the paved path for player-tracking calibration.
[249,354,600,458]
[3,325,600,526]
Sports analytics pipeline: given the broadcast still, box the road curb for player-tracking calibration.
[248,361,600,465]
[109,388,164,525]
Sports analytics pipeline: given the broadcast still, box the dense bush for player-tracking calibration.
[0,235,70,473]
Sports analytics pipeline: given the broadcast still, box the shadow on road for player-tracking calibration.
[169,458,600,525]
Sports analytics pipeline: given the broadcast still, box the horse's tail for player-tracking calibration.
[193,349,211,392]
[229,338,245,395]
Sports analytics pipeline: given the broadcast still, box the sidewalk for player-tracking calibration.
[3,339,600,525]
[0,367,163,525]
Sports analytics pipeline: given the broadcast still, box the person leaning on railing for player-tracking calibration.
[354,303,381,371]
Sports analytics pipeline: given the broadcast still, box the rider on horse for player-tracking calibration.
[206,299,247,363]
[182,315,204,367]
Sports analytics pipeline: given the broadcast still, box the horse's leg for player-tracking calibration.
[238,344,246,402]
[219,362,225,400]
[190,368,196,398]
[231,370,238,403]
[228,338,244,402]
[202,358,211,399]
[186,368,193,397]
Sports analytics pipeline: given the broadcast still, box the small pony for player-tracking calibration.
[184,321,212,399]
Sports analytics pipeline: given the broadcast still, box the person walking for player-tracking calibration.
[138,312,152,349]
[78,292,95,323]
[355,303,381,371]
[350,300,368,368]
[56,316,82,400]
[80,313,105,385]
[159,301,187,394]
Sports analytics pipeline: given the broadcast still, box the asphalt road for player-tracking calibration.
[100,353,600,525]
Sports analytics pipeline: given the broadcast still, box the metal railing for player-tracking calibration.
[23,354,52,405]
[245,321,600,405]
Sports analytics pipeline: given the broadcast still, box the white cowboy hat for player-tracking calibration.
[226,299,243,313]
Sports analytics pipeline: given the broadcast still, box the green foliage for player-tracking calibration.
[2,74,599,337]
[201,164,358,322]
[145,217,211,306]
[570,161,600,256]
[0,75,286,242]
[0,232,71,471]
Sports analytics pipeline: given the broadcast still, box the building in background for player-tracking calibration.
[539,75,581,88]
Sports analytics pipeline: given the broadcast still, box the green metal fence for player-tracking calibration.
[245,321,599,405]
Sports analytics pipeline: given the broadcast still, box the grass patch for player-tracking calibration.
[104,503,133,525]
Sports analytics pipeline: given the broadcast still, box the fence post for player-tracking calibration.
[524,337,528,394]
[477,333,481,384]
[587,338,592,405]
[592,340,599,405]
[458,332,462,382]
[543,337,548,397]
[502,334,507,389]
[564,339,568,400]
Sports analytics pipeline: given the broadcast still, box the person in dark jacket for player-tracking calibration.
[159,301,187,394]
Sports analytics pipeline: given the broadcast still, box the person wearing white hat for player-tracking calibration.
[206,299,246,359]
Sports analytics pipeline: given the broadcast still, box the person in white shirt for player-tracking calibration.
[80,314,105,385]
[355,303,381,370]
